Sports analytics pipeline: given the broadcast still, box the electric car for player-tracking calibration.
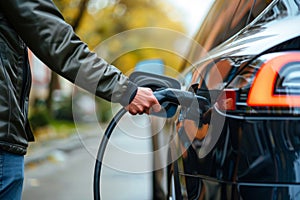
[151,0,300,199]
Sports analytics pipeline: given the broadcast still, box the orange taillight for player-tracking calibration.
[247,52,300,107]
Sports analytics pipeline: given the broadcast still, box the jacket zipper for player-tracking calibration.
[20,48,35,141]
[20,49,29,112]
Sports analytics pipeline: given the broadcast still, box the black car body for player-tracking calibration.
[153,0,300,199]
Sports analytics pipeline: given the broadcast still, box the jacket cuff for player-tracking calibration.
[119,81,138,106]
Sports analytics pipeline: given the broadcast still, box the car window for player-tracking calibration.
[189,59,236,91]
[230,0,271,33]
[179,0,272,72]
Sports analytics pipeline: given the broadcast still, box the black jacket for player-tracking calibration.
[0,0,137,155]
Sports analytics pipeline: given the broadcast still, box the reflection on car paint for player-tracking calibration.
[161,0,300,199]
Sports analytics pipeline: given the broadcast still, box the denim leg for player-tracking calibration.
[0,150,24,200]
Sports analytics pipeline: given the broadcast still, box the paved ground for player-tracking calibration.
[23,114,155,200]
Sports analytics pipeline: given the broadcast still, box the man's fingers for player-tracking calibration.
[126,104,145,115]
[151,103,161,112]
[127,104,160,115]
[125,87,163,115]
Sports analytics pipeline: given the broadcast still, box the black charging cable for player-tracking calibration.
[93,108,127,200]
[93,88,210,200]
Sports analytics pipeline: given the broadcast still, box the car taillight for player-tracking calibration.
[247,52,300,107]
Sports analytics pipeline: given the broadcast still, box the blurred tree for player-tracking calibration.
[47,0,89,114]
[76,0,186,73]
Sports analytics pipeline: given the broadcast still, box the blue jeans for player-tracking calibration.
[0,150,24,200]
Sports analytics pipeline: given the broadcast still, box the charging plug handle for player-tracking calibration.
[153,88,210,110]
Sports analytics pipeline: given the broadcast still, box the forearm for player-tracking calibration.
[0,0,137,105]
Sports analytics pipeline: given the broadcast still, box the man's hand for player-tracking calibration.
[126,87,161,115]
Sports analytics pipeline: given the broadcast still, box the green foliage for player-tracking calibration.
[29,100,51,131]
[96,98,112,123]
[53,96,74,121]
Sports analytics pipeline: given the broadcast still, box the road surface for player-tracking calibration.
[23,114,155,200]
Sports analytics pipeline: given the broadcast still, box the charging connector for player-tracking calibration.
[153,88,210,117]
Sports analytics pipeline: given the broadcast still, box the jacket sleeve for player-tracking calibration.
[0,0,137,106]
